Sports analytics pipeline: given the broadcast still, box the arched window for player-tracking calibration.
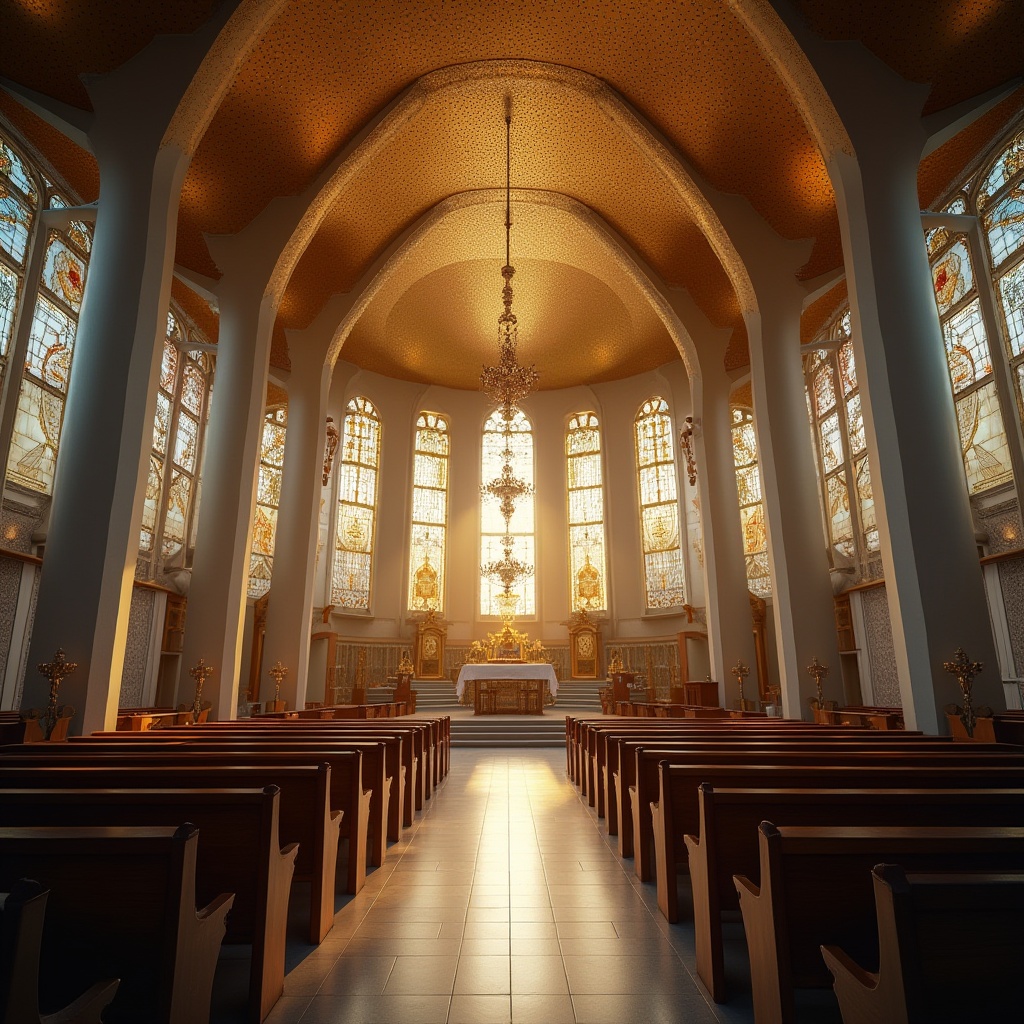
[332,396,381,610]
[141,308,213,578]
[481,408,535,617]
[730,407,771,597]
[408,411,449,612]
[805,311,880,568]
[248,406,287,598]
[566,411,607,611]
[1,133,92,497]
[634,397,686,610]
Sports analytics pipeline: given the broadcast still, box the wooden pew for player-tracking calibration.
[0,877,119,1024]
[0,763,339,946]
[0,787,296,1023]
[0,824,233,1024]
[821,864,1024,1024]
[668,780,1024,1001]
[0,748,370,896]
[734,824,1024,1024]
[622,741,1024,880]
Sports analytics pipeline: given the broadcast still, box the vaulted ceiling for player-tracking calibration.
[1,0,1022,386]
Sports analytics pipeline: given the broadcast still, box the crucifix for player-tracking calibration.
[189,658,214,724]
[943,647,983,738]
[731,660,750,705]
[35,648,78,740]
[806,656,829,707]
[268,660,288,704]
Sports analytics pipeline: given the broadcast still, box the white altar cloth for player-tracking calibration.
[456,664,559,699]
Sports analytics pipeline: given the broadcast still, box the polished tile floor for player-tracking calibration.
[265,749,750,1024]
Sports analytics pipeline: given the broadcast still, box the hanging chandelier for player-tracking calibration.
[480,436,534,524]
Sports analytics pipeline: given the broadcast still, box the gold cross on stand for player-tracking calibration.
[943,647,983,738]
[35,648,78,740]
[189,658,214,724]
[731,660,750,704]
[806,656,829,707]
[268,660,288,704]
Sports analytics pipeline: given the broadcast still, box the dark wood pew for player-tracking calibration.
[670,781,1024,1001]
[0,787,296,1023]
[0,877,118,1024]
[821,864,1024,1024]
[622,741,1024,879]
[0,763,339,946]
[734,824,1024,1024]
[0,824,233,1024]
[0,748,370,895]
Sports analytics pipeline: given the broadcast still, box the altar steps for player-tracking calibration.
[449,717,567,747]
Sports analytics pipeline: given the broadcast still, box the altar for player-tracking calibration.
[456,664,559,715]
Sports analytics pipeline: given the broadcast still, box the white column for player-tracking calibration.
[748,284,841,718]
[260,341,332,709]
[179,283,274,720]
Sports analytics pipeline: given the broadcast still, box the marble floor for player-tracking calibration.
[264,749,754,1024]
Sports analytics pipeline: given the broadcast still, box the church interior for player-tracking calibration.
[1,2,1024,1023]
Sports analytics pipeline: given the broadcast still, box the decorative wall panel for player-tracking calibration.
[118,586,155,708]
[998,555,1024,678]
[0,557,21,689]
[861,586,900,706]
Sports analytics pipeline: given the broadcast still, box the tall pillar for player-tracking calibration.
[670,291,757,702]
[180,283,275,719]
[747,283,841,718]
[260,340,332,709]
[20,109,189,735]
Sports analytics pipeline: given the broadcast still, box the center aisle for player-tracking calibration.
[269,750,728,1024]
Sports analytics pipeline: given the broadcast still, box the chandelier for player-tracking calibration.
[479,109,540,621]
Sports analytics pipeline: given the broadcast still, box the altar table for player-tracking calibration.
[456,664,559,715]
[455,664,559,700]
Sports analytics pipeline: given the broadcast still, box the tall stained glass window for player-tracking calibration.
[634,397,686,610]
[927,202,1014,495]
[566,412,607,611]
[730,407,771,597]
[481,408,535,616]
[6,189,91,495]
[332,396,381,610]
[248,407,287,599]
[408,412,449,612]
[805,311,880,563]
[141,308,212,577]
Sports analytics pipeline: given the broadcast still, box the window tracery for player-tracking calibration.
[634,397,686,610]
[730,407,771,597]
[332,396,380,610]
[566,411,607,612]
[408,412,449,612]
[481,408,535,617]
[248,406,287,599]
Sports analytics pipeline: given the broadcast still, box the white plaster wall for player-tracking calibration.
[323,358,693,647]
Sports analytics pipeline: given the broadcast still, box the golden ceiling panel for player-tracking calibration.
[183,0,834,280]
[723,323,750,373]
[797,1,1024,116]
[730,380,753,411]
[170,278,219,345]
[0,3,218,110]
[332,196,679,389]
[801,281,848,347]
[277,74,741,336]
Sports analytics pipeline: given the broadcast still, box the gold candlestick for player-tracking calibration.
[731,660,750,704]
[189,658,214,724]
[268,660,288,704]
[806,656,829,707]
[943,647,983,738]
[36,649,78,740]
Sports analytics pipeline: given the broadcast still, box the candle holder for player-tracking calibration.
[731,660,750,704]
[189,658,214,725]
[806,656,829,707]
[268,660,288,704]
[35,649,77,740]
[943,647,983,738]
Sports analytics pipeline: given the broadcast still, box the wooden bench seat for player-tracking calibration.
[0,787,295,1023]
[0,877,119,1024]
[670,781,1024,1001]
[821,864,1024,1024]
[734,824,1024,1024]
[0,824,233,1024]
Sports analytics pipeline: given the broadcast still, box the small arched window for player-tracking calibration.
[247,405,287,598]
[332,396,381,610]
[730,407,771,597]
[566,411,607,612]
[408,412,450,612]
[634,397,686,610]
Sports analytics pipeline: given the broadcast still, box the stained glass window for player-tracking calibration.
[481,408,535,617]
[408,412,449,612]
[804,314,880,563]
[634,397,686,610]
[332,396,381,610]
[566,412,608,612]
[249,407,287,599]
[140,308,213,576]
[6,186,91,496]
[730,407,771,597]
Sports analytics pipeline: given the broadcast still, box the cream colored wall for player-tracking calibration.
[322,358,695,647]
